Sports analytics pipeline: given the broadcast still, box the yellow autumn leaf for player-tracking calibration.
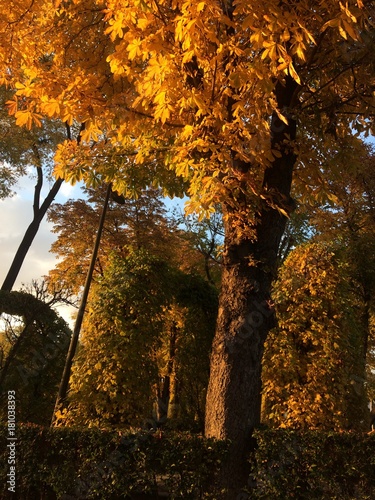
[105,13,125,40]
[61,107,75,126]
[197,2,205,12]
[321,17,340,32]
[15,81,34,97]
[261,48,270,60]
[155,103,173,124]
[281,28,290,42]
[295,43,306,61]
[15,110,42,129]
[154,91,167,106]
[5,99,17,116]
[181,124,194,139]
[41,99,60,117]
[342,19,359,40]
[277,206,289,217]
[127,38,143,60]
[288,62,301,85]
[276,109,289,125]
[339,1,357,22]
[137,17,149,30]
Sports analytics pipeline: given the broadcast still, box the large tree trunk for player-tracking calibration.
[205,77,298,497]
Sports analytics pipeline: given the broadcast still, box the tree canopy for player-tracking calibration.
[0,1,373,210]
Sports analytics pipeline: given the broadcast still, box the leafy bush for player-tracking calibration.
[252,429,375,499]
[0,424,228,499]
[0,291,71,426]
[2,425,375,499]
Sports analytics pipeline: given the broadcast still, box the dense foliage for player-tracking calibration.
[56,248,218,431]
[252,428,375,500]
[1,425,375,499]
[262,243,369,430]
[0,291,71,425]
[0,424,229,499]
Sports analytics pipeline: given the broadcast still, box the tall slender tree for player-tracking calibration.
[1,122,77,292]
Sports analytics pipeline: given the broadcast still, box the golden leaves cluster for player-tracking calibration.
[263,242,362,430]
[0,0,372,213]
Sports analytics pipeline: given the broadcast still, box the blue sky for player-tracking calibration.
[0,173,82,325]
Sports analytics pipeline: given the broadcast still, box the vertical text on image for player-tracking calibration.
[7,390,16,493]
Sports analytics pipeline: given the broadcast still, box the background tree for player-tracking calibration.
[262,242,368,431]
[284,140,375,409]
[309,143,375,376]
[162,272,219,430]
[47,185,220,294]
[0,117,75,292]
[47,186,177,295]
[265,138,374,428]
[277,208,312,265]
[58,249,217,430]
[178,208,224,286]
[0,87,62,199]
[0,290,71,425]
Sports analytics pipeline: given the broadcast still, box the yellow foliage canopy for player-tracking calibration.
[0,0,373,214]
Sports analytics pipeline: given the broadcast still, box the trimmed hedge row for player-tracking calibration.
[1,425,375,499]
[252,429,375,499]
[0,424,228,499]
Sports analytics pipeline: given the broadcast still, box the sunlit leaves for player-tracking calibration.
[61,248,217,428]
[40,97,61,118]
[105,10,126,40]
[0,0,373,215]
[15,110,43,129]
[263,242,367,431]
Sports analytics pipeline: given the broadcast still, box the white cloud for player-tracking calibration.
[0,198,57,286]
[59,180,82,199]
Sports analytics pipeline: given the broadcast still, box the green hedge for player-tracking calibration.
[252,429,375,499]
[1,425,375,499]
[0,424,228,499]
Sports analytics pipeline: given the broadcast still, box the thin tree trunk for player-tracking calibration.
[51,183,112,425]
[205,77,298,497]
[1,176,63,292]
[157,323,178,424]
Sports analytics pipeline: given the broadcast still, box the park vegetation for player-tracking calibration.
[0,0,375,497]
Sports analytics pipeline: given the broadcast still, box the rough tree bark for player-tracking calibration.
[205,77,298,498]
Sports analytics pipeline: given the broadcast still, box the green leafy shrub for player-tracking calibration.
[0,425,228,499]
[252,429,375,499]
[2,425,375,499]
